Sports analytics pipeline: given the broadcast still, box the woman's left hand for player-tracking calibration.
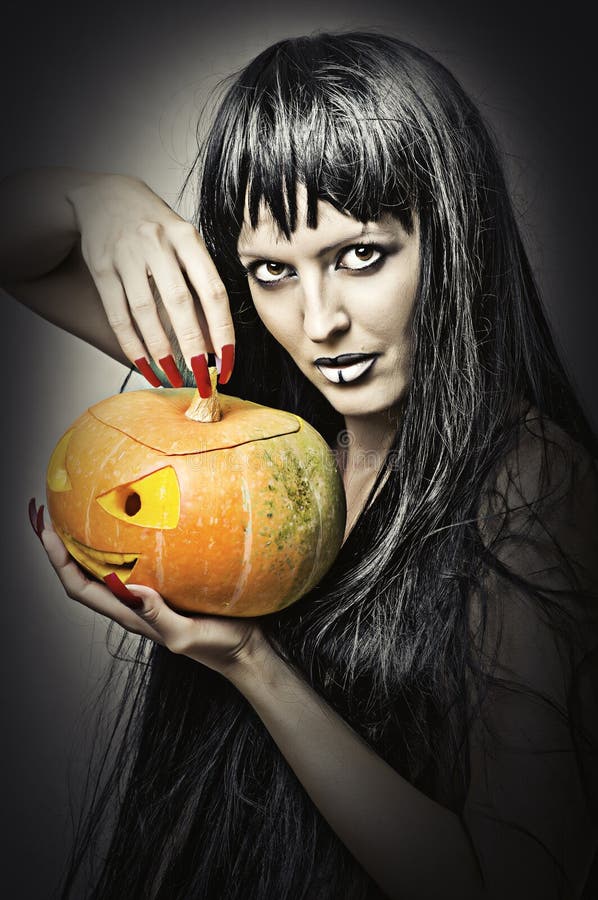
[31,502,266,679]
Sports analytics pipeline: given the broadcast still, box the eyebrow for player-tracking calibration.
[237,226,396,259]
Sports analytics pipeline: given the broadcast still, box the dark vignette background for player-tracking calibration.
[0,1,595,897]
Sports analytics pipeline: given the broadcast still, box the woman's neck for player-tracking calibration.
[335,408,402,541]
[336,409,401,476]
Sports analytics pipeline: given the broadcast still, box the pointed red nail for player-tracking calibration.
[103,573,143,608]
[134,357,162,388]
[159,354,184,388]
[218,344,235,385]
[36,504,45,536]
[29,498,43,541]
[28,498,38,532]
[190,353,212,397]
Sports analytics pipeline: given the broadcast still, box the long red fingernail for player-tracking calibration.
[218,344,235,385]
[159,354,184,388]
[104,572,143,608]
[28,498,43,542]
[37,504,45,536]
[134,357,162,388]
[190,354,212,397]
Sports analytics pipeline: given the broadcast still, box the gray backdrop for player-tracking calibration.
[1,1,595,897]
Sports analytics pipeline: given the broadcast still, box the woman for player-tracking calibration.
[2,32,597,900]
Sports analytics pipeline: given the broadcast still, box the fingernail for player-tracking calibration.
[190,354,212,398]
[28,498,43,542]
[158,354,184,388]
[134,357,162,388]
[37,504,46,536]
[218,344,235,385]
[104,573,143,608]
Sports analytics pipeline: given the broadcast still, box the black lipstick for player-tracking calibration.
[313,352,378,366]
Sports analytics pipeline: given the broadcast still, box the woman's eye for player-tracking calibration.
[337,245,384,271]
[251,261,292,284]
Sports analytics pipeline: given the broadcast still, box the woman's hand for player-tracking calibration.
[67,173,235,391]
[31,501,264,679]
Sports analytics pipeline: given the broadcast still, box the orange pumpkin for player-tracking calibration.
[46,387,346,616]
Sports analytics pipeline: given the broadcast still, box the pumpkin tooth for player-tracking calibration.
[56,530,139,581]
[67,536,137,564]
[93,549,129,565]
[63,536,139,584]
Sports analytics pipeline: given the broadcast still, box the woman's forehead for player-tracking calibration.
[239,190,346,246]
[237,197,415,258]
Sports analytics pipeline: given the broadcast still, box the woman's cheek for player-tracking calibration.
[253,301,298,352]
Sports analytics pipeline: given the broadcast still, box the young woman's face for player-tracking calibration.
[237,188,420,421]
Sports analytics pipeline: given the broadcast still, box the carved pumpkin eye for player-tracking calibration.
[47,429,74,492]
[96,466,180,529]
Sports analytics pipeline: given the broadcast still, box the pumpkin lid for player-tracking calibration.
[89,388,300,454]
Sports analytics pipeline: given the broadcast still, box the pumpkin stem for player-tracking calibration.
[185,367,222,422]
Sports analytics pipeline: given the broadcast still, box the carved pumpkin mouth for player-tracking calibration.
[57,529,139,583]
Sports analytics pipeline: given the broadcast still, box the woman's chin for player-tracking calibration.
[318,381,407,422]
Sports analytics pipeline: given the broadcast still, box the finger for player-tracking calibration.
[114,259,183,387]
[122,583,195,653]
[91,268,162,386]
[145,246,211,373]
[39,528,164,643]
[175,236,236,381]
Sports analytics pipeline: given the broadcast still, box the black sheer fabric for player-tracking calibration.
[465,411,598,898]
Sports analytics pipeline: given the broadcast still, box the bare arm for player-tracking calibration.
[0,166,88,281]
[0,167,235,386]
[228,642,484,900]
[3,239,131,366]
[0,167,126,362]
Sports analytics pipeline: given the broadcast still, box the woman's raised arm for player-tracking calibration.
[0,168,235,387]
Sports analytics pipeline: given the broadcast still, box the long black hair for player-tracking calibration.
[58,33,598,899]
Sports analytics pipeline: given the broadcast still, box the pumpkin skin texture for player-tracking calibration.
[46,389,346,617]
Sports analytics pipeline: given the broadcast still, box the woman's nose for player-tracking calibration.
[301,280,350,343]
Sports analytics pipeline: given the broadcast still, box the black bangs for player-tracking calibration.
[201,33,418,250]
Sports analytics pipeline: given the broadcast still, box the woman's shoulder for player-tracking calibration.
[477,405,598,600]
[471,406,598,698]
[498,405,595,503]
[480,406,596,537]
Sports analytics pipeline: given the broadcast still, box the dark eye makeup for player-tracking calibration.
[242,241,390,288]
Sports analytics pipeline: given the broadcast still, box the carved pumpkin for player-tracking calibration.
[46,386,346,616]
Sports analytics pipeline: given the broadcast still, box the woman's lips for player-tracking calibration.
[314,353,378,384]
